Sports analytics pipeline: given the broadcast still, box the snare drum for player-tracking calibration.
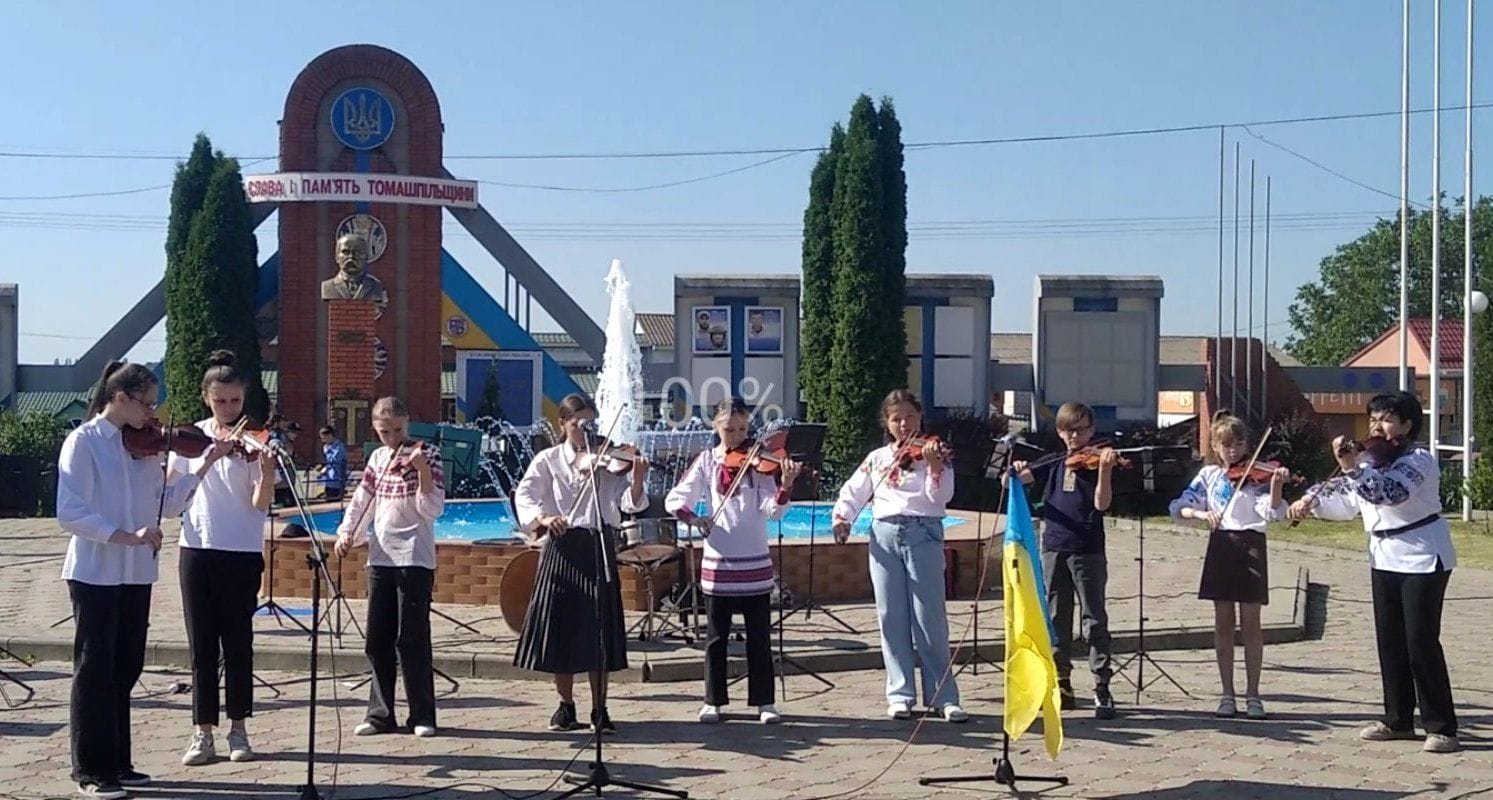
[617,519,678,566]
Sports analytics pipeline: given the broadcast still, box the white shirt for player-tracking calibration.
[1168,464,1285,534]
[336,442,446,569]
[665,448,789,596]
[832,445,954,524]
[514,442,648,534]
[1309,447,1457,574]
[170,419,270,553]
[57,416,201,586]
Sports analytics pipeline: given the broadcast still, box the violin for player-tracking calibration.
[1225,459,1301,486]
[1064,446,1132,471]
[722,430,791,478]
[1337,434,1410,469]
[894,434,950,470]
[121,423,217,460]
[580,436,654,474]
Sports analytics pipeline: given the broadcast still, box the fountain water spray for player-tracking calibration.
[594,258,645,445]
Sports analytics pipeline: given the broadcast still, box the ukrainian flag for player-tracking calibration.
[1003,480,1064,758]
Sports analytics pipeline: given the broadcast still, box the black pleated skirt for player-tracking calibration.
[513,527,629,674]
[1198,529,1269,605]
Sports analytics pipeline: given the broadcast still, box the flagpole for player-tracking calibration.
[1232,142,1241,415]
[1248,159,1256,421]
[1263,176,1272,425]
[1431,0,1444,453]
[1217,127,1226,411]
[1401,0,1413,391]
[1463,0,1476,521]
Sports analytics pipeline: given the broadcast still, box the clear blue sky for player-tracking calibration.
[4,1,1489,366]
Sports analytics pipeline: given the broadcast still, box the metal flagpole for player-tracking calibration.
[1217,127,1226,411]
[1432,0,1444,453]
[1264,176,1272,425]
[1464,0,1476,521]
[1233,142,1241,415]
[1248,159,1256,421]
[1402,0,1414,392]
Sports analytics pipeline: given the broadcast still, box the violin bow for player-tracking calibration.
[841,431,945,529]
[1212,424,1274,532]
[560,408,627,526]
[701,437,769,536]
[1288,462,1345,528]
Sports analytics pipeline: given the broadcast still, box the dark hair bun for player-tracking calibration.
[207,350,237,368]
[1211,410,1236,423]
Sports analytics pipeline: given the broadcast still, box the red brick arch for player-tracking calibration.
[273,45,445,458]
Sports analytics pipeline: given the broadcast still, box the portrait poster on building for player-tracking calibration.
[691,306,731,354]
[745,306,783,354]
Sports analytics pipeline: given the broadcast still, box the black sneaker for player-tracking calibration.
[117,769,151,787]
[548,702,580,732]
[76,781,127,799]
[1094,687,1116,720]
[591,707,617,734]
[1058,680,1076,711]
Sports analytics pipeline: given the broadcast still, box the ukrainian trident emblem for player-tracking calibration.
[330,87,395,151]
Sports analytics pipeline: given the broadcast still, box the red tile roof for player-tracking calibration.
[1407,318,1466,369]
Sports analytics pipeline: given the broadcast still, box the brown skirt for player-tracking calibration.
[1198,529,1269,605]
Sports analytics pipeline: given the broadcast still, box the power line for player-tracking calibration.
[2,101,1490,163]
[1240,125,1429,208]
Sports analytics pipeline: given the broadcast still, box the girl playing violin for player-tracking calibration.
[832,390,966,723]
[665,398,803,725]
[335,396,446,738]
[1170,411,1289,720]
[1005,402,1119,719]
[1287,391,1459,753]
[57,361,233,799]
[170,350,277,766]
[512,394,648,735]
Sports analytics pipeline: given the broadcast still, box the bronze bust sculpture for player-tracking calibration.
[321,232,389,316]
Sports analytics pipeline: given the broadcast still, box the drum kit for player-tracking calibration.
[497,517,703,641]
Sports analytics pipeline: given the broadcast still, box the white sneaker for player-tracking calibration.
[1424,733,1461,753]
[181,730,215,766]
[76,782,127,799]
[759,705,781,724]
[227,728,254,762]
[941,704,969,723]
[886,700,912,720]
[353,722,382,736]
[698,705,722,724]
[413,725,437,738]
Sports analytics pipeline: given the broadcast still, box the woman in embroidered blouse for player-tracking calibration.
[1169,411,1289,721]
[335,396,446,738]
[171,350,277,767]
[666,398,802,725]
[1288,390,1459,753]
[57,361,232,799]
[831,389,965,724]
[513,394,648,734]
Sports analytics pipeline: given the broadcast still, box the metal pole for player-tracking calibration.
[1248,159,1256,422]
[1402,0,1413,392]
[1217,127,1226,412]
[1233,142,1241,415]
[1431,0,1443,453]
[1264,176,1272,426]
[1464,0,1476,521]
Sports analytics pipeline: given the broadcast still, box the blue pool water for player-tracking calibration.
[308,500,965,542]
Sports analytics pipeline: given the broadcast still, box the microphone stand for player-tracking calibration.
[560,414,687,800]
[957,445,1010,677]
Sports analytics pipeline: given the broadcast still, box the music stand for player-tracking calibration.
[0,645,35,707]
[1109,445,1192,700]
[258,513,312,634]
[777,424,857,635]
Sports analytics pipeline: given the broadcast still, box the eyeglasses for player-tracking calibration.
[129,395,159,412]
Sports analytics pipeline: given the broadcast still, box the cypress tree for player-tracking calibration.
[166,149,267,422]
[800,124,843,423]
[163,136,221,421]
[824,96,887,467]
[874,98,909,396]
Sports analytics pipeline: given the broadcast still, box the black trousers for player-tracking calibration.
[1371,566,1458,736]
[68,581,151,784]
[1041,550,1113,687]
[704,592,774,707]
[365,566,436,729]
[179,547,264,725]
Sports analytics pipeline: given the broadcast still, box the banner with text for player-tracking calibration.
[243,172,479,209]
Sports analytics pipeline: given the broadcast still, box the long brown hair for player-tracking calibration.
[86,361,156,418]
[557,393,596,422]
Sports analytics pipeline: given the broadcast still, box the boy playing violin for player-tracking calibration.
[1006,402,1118,719]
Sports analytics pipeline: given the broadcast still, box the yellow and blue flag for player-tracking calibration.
[1003,480,1064,758]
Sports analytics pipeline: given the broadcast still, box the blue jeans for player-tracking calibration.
[869,515,959,708]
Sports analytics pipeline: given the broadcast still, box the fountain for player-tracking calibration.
[593,258,645,445]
